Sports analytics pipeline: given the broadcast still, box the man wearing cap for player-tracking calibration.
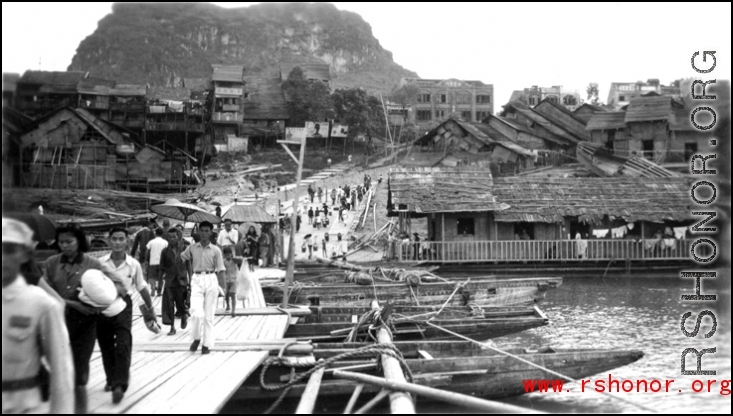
[2,218,74,414]
[216,218,239,249]
[181,221,225,355]
[97,227,156,404]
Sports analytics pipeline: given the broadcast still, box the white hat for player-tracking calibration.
[78,269,126,317]
[2,217,36,248]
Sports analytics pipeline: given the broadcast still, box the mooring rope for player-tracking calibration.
[416,320,657,413]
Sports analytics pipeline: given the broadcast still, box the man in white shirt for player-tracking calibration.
[145,228,168,297]
[98,227,156,404]
[181,221,225,355]
[217,219,239,249]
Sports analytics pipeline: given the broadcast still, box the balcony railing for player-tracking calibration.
[79,100,109,110]
[396,239,696,262]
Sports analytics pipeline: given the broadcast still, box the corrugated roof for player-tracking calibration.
[624,96,672,123]
[533,98,590,141]
[77,78,115,95]
[468,121,535,156]
[19,70,88,86]
[586,112,627,130]
[492,176,692,224]
[211,64,244,83]
[222,204,277,224]
[388,167,509,215]
[280,61,331,82]
[242,77,289,120]
[109,84,147,96]
[3,73,20,92]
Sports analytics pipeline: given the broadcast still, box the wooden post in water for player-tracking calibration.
[370,300,415,414]
[280,135,307,309]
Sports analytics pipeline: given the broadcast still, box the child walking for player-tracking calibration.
[222,247,243,318]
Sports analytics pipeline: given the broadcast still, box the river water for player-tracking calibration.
[224,274,731,414]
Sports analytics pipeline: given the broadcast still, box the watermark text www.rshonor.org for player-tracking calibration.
[681,50,721,379]
[522,377,731,395]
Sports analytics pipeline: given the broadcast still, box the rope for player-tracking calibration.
[258,343,414,392]
[417,320,658,413]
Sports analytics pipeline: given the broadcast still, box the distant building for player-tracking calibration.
[606,79,681,110]
[2,73,20,107]
[399,78,494,126]
[242,76,290,148]
[210,64,245,149]
[508,85,581,111]
[15,70,89,118]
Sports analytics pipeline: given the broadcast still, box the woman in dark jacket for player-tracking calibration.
[245,226,259,270]
[42,223,125,413]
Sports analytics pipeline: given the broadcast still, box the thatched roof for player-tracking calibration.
[77,78,115,95]
[492,176,693,224]
[211,64,244,83]
[109,84,147,97]
[387,168,693,224]
[533,98,590,141]
[387,167,509,215]
[222,204,277,224]
[503,101,579,144]
[624,96,673,123]
[414,117,534,158]
[586,112,627,130]
[242,77,289,120]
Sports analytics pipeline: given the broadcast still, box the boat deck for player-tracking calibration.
[87,281,292,414]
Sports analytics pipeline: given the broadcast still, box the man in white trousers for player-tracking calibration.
[180,221,225,355]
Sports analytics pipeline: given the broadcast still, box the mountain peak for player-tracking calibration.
[68,2,417,93]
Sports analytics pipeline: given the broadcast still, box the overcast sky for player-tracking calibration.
[2,2,731,107]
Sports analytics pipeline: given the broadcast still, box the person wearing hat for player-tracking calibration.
[43,222,127,413]
[2,218,74,414]
[97,227,156,404]
[180,221,226,355]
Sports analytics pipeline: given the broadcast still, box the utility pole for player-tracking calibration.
[278,128,307,309]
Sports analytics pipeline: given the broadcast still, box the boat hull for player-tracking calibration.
[286,305,549,342]
[263,276,562,307]
[238,341,644,401]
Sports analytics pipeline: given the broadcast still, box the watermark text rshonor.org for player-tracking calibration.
[521,376,731,395]
[681,50,722,378]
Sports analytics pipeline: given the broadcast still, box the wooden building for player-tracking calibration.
[388,167,695,263]
[210,64,245,149]
[76,78,115,121]
[18,107,194,191]
[499,101,579,150]
[533,98,591,143]
[242,76,289,148]
[585,112,627,151]
[108,84,148,132]
[573,103,610,124]
[411,116,535,174]
[15,71,89,118]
